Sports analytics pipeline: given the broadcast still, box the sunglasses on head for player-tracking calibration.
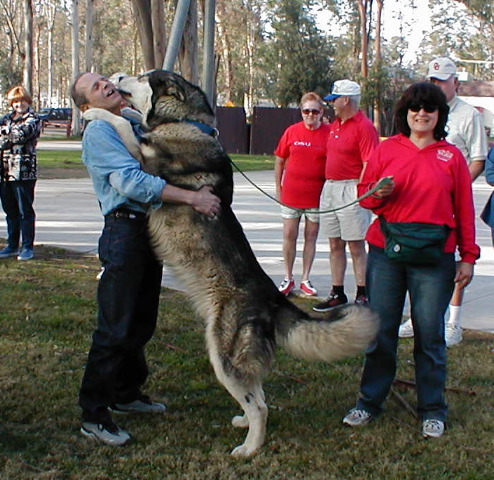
[302,109,321,115]
[408,103,438,113]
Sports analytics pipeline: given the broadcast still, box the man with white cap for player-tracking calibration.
[313,80,379,312]
[398,56,488,346]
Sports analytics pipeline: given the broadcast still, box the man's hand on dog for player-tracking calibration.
[191,185,221,217]
[160,184,221,218]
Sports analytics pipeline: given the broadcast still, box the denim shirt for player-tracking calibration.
[82,114,166,216]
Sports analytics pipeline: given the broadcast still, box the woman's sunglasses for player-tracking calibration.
[301,109,321,115]
[408,103,438,113]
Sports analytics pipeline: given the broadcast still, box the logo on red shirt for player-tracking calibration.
[437,149,453,162]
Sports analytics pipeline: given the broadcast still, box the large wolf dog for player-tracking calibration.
[83,71,378,457]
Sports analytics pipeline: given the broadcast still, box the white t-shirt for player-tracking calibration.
[447,96,488,163]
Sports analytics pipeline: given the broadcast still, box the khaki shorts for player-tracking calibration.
[281,205,320,223]
[319,179,371,241]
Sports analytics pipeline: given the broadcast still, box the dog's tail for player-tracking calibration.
[274,303,379,363]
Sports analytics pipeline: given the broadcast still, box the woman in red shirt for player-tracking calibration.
[274,92,330,296]
[342,82,480,438]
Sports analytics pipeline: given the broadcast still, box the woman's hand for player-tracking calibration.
[374,176,395,198]
[454,262,474,289]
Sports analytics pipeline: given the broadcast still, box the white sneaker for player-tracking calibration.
[422,419,445,438]
[445,323,463,347]
[342,408,373,427]
[398,319,414,338]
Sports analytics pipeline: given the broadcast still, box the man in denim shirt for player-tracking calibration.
[71,72,220,446]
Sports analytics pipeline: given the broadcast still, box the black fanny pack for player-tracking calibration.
[380,216,450,266]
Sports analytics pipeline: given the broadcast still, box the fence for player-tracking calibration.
[216,106,303,155]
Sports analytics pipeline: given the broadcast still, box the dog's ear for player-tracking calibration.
[149,71,187,103]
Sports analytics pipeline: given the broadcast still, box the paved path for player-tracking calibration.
[1,170,493,334]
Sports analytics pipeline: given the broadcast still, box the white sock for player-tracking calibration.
[447,305,461,327]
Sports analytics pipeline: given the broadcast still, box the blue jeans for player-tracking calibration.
[357,245,455,422]
[79,214,163,423]
[0,180,36,250]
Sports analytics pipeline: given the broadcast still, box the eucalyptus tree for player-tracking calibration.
[417,0,493,80]
[216,0,264,108]
[0,0,25,95]
[259,0,334,107]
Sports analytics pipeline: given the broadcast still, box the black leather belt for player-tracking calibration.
[107,208,146,220]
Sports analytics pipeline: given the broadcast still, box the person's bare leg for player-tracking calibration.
[348,240,367,287]
[301,219,319,282]
[282,217,300,280]
[329,237,346,286]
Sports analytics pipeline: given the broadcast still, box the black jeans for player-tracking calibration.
[79,214,163,423]
[0,180,36,250]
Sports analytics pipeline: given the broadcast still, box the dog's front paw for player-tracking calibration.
[231,443,258,458]
[232,414,249,428]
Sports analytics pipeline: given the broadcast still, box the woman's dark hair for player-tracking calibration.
[394,82,449,140]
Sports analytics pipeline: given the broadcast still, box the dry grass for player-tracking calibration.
[0,245,493,479]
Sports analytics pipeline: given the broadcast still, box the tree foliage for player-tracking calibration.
[0,0,492,133]
[259,0,334,106]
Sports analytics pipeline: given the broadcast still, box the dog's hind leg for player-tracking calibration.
[209,353,267,457]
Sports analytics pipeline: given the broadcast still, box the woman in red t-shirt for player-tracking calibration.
[274,92,330,296]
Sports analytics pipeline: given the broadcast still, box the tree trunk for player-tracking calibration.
[356,0,369,79]
[23,0,34,94]
[373,0,383,134]
[71,0,81,136]
[132,0,166,70]
[151,0,166,68]
[46,2,57,108]
[132,0,156,70]
[179,0,198,82]
[216,13,232,103]
[85,0,95,72]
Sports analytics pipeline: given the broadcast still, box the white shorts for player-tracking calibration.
[319,179,371,241]
[281,205,320,223]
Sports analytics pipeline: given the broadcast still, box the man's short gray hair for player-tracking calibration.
[349,95,361,109]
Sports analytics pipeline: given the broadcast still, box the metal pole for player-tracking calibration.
[202,0,216,105]
[163,0,192,71]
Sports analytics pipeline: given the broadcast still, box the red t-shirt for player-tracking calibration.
[275,121,330,208]
[358,134,480,264]
[325,111,379,180]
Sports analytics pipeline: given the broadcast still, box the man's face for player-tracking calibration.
[76,73,123,114]
[430,75,458,102]
[331,95,348,118]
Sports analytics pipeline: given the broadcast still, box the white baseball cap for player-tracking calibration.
[324,80,361,101]
[427,57,457,81]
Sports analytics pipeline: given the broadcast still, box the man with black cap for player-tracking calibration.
[398,56,488,346]
[313,80,379,313]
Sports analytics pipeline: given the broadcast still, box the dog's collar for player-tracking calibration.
[187,121,219,138]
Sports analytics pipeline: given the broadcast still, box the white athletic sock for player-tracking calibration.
[447,305,462,327]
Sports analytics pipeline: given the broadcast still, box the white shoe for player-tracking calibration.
[422,419,445,438]
[398,319,414,338]
[445,323,462,347]
[342,408,373,427]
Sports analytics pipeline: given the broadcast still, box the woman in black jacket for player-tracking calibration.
[0,86,41,260]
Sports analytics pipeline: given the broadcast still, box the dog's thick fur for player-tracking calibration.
[85,71,379,457]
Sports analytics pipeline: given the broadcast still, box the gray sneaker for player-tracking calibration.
[81,421,131,446]
[342,408,373,427]
[110,396,167,414]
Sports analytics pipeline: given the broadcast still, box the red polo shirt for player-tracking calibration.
[325,111,379,180]
[275,121,330,208]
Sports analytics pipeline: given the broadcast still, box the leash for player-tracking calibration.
[229,159,392,214]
